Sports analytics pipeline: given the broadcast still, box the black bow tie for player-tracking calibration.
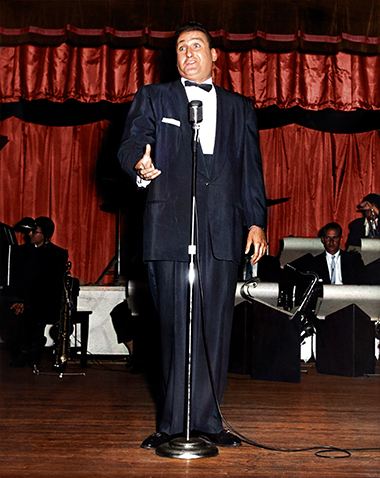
[184,80,212,92]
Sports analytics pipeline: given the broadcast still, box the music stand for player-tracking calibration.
[360,238,380,265]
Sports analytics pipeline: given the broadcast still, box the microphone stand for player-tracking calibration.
[156,102,219,460]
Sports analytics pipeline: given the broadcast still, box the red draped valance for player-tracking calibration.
[2,44,380,111]
[1,0,380,54]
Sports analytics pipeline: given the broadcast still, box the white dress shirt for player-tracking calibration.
[325,250,343,285]
[181,77,217,155]
[136,77,217,188]
[364,216,379,237]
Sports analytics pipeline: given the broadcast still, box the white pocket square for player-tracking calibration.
[162,117,181,127]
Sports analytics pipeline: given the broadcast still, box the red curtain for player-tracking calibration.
[0,45,160,103]
[2,117,380,280]
[2,45,380,110]
[0,117,114,284]
[2,44,380,281]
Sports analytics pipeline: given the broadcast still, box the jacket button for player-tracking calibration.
[205,182,210,186]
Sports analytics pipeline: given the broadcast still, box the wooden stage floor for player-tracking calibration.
[0,350,379,478]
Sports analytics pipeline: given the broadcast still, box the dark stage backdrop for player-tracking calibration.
[2,0,380,54]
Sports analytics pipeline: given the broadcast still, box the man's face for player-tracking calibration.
[176,30,217,83]
[321,228,341,255]
[29,228,44,247]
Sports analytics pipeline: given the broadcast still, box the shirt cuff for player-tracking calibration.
[249,225,266,232]
[136,176,151,188]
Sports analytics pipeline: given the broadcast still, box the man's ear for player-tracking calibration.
[211,48,218,62]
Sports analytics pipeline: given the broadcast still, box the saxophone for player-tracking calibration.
[52,262,73,375]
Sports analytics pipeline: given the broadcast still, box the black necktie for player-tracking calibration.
[184,80,212,92]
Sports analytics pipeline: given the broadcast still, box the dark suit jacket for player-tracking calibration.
[286,250,366,306]
[311,249,365,285]
[118,80,267,264]
[11,242,68,320]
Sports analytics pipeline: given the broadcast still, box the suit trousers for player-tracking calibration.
[147,238,238,436]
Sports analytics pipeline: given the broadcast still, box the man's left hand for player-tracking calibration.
[359,200,379,219]
[245,226,267,265]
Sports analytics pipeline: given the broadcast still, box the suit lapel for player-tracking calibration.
[211,86,230,179]
[319,254,331,284]
[173,80,192,156]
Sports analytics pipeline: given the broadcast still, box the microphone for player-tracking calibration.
[188,100,203,125]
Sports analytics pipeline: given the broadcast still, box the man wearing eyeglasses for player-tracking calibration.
[6,216,68,367]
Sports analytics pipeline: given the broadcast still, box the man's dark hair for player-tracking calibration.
[35,216,55,239]
[174,22,214,49]
[322,222,342,237]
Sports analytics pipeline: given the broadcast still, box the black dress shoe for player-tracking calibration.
[140,432,170,450]
[196,429,242,447]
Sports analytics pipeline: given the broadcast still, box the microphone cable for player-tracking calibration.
[192,200,380,460]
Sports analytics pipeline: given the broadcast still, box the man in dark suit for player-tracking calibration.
[285,222,366,308]
[118,22,267,449]
[314,222,365,285]
[289,222,365,288]
[6,216,68,367]
[346,193,380,248]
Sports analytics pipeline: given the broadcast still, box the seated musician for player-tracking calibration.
[5,217,68,368]
[285,222,366,308]
[311,222,365,285]
[346,193,380,249]
[345,194,380,285]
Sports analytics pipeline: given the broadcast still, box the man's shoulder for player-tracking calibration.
[46,242,68,258]
[46,242,65,250]
[312,252,327,266]
[348,217,364,228]
[309,250,324,260]
[140,81,252,104]
[340,248,363,262]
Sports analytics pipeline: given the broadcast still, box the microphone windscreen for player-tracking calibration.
[188,100,203,124]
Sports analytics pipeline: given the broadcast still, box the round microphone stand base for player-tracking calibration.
[155,436,219,460]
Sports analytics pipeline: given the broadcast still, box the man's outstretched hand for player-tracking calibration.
[135,144,162,180]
